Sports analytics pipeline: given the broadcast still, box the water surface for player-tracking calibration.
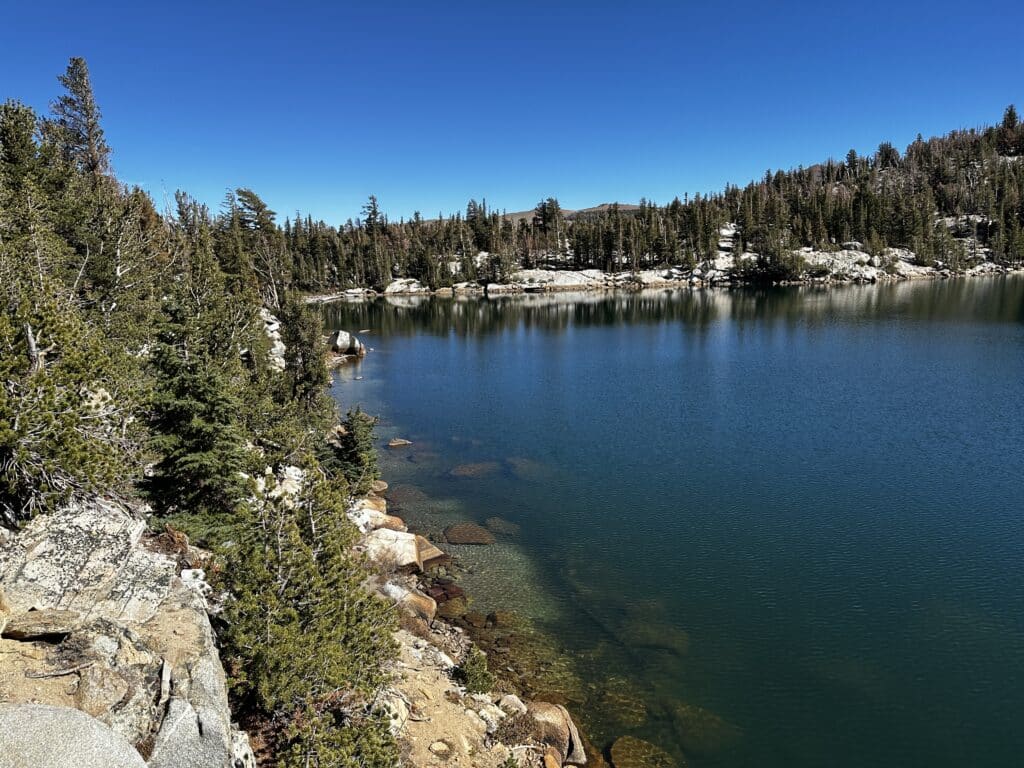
[325,278,1024,768]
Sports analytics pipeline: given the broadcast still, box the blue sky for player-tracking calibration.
[3,0,1022,222]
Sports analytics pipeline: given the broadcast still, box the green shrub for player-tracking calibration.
[455,646,494,694]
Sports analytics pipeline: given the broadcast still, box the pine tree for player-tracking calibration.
[323,408,380,496]
[47,57,110,178]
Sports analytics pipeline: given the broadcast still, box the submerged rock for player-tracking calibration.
[671,702,740,756]
[609,736,679,768]
[387,438,413,448]
[437,595,469,619]
[505,456,552,481]
[485,516,522,536]
[385,484,431,509]
[444,523,496,545]
[449,461,501,478]
[487,610,518,628]
[617,622,690,656]
[600,686,648,728]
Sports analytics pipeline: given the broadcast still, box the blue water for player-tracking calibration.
[324,278,1024,768]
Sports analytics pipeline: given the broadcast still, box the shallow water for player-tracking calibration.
[324,277,1024,768]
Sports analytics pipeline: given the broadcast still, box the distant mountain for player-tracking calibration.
[492,203,642,224]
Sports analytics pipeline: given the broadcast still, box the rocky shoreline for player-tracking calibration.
[348,478,602,768]
[305,239,1023,304]
[355,459,714,768]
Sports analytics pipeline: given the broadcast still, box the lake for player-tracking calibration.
[323,276,1024,768]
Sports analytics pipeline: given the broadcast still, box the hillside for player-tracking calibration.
[277,108,1024,292]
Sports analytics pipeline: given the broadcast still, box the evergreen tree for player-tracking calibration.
[47,57,110,178]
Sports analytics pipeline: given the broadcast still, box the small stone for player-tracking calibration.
[388,438,413,448]
[430,740,451,756]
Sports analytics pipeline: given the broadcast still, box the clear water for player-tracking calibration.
[323,278,1024,768]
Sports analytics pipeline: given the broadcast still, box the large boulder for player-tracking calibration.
[329,329,366,356]
[0,498,172,623]
[527,701,587,764]
[671,702,740,756]
[363,530,446,571]
[0,703,147,768]
[348,498,407,534]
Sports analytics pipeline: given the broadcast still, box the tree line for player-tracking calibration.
[1,58,397,766]
[269,108,1024,289]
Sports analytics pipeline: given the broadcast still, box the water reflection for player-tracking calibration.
[321,276,1024,338]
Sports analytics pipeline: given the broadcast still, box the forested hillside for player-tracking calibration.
[1,58,397,766]
[272,110,1024,289]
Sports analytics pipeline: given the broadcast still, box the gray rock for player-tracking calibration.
[148,697,231,768]
[329,329,366,356]
[148,633,235,767]
[0,703,147,768]
[498,693,528,716]
[0,498,173,623]
[231,730,257,767]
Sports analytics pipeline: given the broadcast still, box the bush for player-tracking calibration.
[454,646,494,694]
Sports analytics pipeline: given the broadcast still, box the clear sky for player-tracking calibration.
[3,0,1022,223]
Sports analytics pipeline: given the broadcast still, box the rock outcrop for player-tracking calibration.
[0,499,253,768]
[259,308,286,371]
[384,278,431,295]
[389,627,591,768]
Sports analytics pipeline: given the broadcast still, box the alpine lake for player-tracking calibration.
[323,276,1024,768]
